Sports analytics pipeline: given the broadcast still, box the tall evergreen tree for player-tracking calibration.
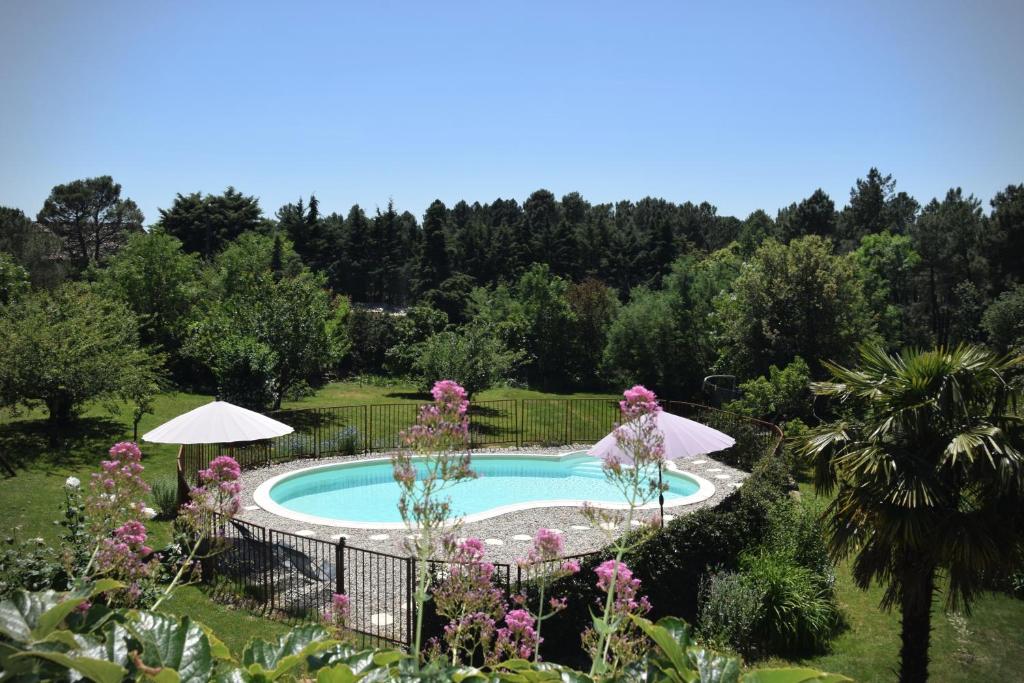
[158,187,263,258]
[412,200,451,297]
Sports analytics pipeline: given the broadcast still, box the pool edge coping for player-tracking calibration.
[251,450,718,530]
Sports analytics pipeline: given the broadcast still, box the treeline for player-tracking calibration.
[2,170,1023,421]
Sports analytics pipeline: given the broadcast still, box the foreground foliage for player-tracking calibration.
[0,585,849,683]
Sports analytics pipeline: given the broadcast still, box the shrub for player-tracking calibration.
[740,551,839,656]
[411,324,521,397]
[150,477,180,520]
[725,357,813,424]
[697,570,764,655]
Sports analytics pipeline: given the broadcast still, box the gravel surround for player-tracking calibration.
[236,445,747,564]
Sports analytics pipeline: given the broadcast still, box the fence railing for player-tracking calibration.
[177,398,783,648]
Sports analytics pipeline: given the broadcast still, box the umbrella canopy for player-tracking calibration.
[142,400,294,445]
[588,410,735,465]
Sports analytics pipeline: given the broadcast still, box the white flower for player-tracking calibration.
[65,476,81,489]
[142,507,157,520]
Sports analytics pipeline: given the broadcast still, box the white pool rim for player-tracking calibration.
[251,451,717,530]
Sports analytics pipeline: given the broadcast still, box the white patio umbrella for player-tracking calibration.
[588,410,735,525]
[588,411,735,465]
[142,400,294,444]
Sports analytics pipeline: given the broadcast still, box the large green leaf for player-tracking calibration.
[127,612,213,683]
[316,664,359,683]
[11,650,126,683]
[32,579,123,640]
[0,589,64,643]
[630,615,690,676]
[686,648,742,683]
[742,668,853,683]
[241,624,336,680]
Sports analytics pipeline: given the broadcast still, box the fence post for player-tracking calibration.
[565,399,572,445]
[335,537,345,596]
[315,409,321,458]
[265,526,275,612]
[406,557,415,649]
[364,406,371,454]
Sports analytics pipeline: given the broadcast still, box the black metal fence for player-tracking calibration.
[179,398,782,486]
[179,398,783,648]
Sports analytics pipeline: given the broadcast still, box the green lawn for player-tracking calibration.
[3,382,1023,672]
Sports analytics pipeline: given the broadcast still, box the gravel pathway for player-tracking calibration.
[236,446,746,564]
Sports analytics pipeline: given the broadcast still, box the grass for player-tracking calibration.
[4,382,1023,672]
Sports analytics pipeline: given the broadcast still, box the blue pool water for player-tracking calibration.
[267,452,700,523]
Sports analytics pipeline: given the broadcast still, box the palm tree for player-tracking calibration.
[799,344,1024,683]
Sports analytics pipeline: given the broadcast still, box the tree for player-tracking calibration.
[36,176,143,269]
[0,206,65,288]
[98,230,200,371]
[776,189,836,242]
[989,184,1024,287]
[0,283,162,424]
[184,234,341,409]
[514,264,578,389]
[982,285,1024,356]
[157,187,264,258]
[800,344,1024,683]
[412,200,451,297]
[909,188,989,345]
[724,357,812,424]
[851,231,921,348]
[0,252,29,305]
[411,324,521,397]
[566,278,620,387]
[716,236,875,378]
[602,287,695,395]
[838,167,895,243]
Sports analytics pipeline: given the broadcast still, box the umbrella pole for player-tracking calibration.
[658,463,664,528]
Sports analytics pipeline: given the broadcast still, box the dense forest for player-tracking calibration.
[2,169,1023,418]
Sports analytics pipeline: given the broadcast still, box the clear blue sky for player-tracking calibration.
[1,1,1022,225]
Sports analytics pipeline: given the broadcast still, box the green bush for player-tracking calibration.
[725,357,813,424]
[411,323,522,396]
[740,551,839,656]
[150,477,180,520]
[698,570,764,655]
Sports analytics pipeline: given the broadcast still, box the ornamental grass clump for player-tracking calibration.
[391,379,476,663]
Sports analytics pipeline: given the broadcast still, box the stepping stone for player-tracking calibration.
[295,529,316,537]
[691,460,708,465]
[630,519,642,527]
[512,534,532,541]
[330,534,349,541]
[370,612,394,627]
[570,525,591,530]
[548,528,564,534]
[405,533,422,540]
[484,538,504,546]
[369,534,389,541]
[599,522,617,530]
[243,505,260,511]
[714,474,731,480]
[663,514,676,522]
[731,482,743,488]
[706,467,723,472]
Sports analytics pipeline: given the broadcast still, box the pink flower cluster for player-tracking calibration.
[323,592,351,629]
[184,455,243,522]
[619,385,662,419]
[595,560,652,615]
[493,608,538,660]
[86,442,151,533]
[399,380,471,453]
[434,537,506,660]
[95,520,159,604]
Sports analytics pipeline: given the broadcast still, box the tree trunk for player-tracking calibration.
[898,564,936,683]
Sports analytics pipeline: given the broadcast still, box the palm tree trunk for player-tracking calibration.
[898,564,935,683]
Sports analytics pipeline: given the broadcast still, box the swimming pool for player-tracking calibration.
[252,451,715,529]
